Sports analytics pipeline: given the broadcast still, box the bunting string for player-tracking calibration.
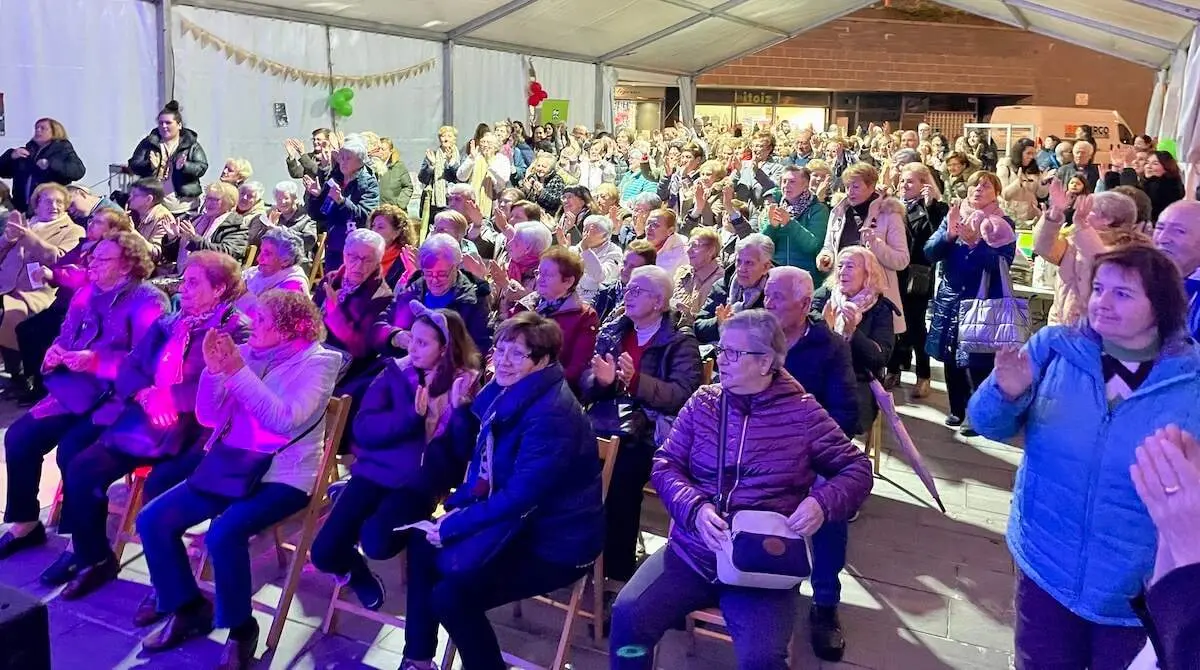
[178,17,436,89]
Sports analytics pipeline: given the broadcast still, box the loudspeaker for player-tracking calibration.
[0,584,50,670]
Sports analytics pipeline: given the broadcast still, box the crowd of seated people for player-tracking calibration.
[0,103,1197,670]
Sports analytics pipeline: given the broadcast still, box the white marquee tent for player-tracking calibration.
[1,0,1196,193]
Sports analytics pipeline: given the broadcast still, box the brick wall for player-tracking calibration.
[698,17,1157,130]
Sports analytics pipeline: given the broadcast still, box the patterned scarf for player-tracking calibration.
[470,154,495,217]
[823,286,878,338]
[535,291,572,317]
[783,190,814,219]
[154,303,224,387]
[728,273,768,313]
[468,389,505,499]
[337,276,362,305]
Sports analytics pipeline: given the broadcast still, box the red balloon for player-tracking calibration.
[536,91,548,103]
[531,82,544,95]
[527,94,540,107]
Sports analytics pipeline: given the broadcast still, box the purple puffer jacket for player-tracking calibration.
[651,371,874,581]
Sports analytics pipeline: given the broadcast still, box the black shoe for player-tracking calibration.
[134,590,166,627]
[0,523,47,559]
[16,382,47,408]
[61,554,119,600]
[217,618,259,670]
[882,372,901,390]
[143,598,215,653]
[809,604,846,662]
[960,424,980,438]
[944,414,964,427]
[349,569,386,611]
[0,376,32,400]
[39,551,80,586]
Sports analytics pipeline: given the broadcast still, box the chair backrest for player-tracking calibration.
[309,232,328,285]
[597,435,621,502]
[312,395,353,504]
[243,244,259,269]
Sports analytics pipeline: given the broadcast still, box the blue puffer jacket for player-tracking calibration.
[924,214,1016,368]
[440,364,604,567]
[968,325,1200,625]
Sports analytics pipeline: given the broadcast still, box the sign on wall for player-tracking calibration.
[540,99,570,125]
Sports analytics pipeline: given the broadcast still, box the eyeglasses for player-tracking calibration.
[713,345,769,363]
[90,255,122,265]
[624,284,651,299]
[493,346,533,362]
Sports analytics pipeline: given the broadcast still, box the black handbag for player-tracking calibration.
[905,264,934,300]
[186,417,322,499]
[42,369,111,415]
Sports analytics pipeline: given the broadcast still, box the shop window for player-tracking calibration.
[734,105,774,131]
[696,104,733,131]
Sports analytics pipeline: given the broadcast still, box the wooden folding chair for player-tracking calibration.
[863,412,884,475]
[242,244,259,269]
[194,395,353,650]
[701,358,715,385]
[308,233,328,286]
[110,466,152,562]
[442,435,621,670]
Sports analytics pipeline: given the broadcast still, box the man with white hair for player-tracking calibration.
[1153,200,1200,339]
[917,123,932,144]
[314,227,394,404]
[1055,140,1101,193]
[572,214,623,304]
[305,132,381,273]
[694,233,775,343]
[375,232,494,354]
[763,264,859,662]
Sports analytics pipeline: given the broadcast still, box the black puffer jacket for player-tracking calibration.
[0,139,86,213]
[128,128,209,200]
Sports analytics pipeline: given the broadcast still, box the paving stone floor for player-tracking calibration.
[0,369,1018,669]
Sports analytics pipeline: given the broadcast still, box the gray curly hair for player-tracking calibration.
[261,227,305,267]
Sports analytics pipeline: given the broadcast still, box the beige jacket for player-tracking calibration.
[0,215,86,347]
[821,196,909,334]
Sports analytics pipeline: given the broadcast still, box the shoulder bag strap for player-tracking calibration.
[713,391,730,515]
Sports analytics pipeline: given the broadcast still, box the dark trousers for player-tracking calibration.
[403,535,589,669]
[59,443,203,565]
[137,481,309,628]
[16,301,68,386]
[310,475,435,581]
[944,348,994,419]
[1014,570,1146,670]
[3,412,106,523]
[888,291,931,379]
[610,547,798,670]
[810,519,848,607]
[604,437,657,582]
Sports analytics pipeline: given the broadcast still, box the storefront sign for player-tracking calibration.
[733,90,779,105]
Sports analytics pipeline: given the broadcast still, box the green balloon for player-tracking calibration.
[334,87,355,102]
[336,102,354,118]
[1158,137,1178,157]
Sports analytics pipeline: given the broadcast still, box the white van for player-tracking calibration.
[987,105,1136,165]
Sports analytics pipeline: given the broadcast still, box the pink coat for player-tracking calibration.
[651,371,873,580]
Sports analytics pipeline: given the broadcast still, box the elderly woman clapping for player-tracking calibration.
[455,131,510,218]
[581,265,701,582]
[0,232,167,567]
[520,151,566,216]
[376,232,494,356]
[491,221,553,317]
[237,227,309,314]
[810,246,899,434]
[572,214,623,305]
[305,134,381,274]
[610,310,872,669]
[137,290,341,665]
[694,233,775,344]
[248,181,316,262]
[176,183,249,269]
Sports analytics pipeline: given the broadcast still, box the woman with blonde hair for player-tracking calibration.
[218,158,253,187]
[0,183,86,392]
[418,125,462,239]
[456,131,511,219]
[176,182,249,269]
[0,118,85,214]
[885,163,947,396]
[812,245,898,433]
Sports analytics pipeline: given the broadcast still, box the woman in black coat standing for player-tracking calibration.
[128,101,209,215]
[0,118,85,214]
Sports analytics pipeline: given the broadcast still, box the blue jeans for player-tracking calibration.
[310,475,434,580]
[810,520,848,607]
[136,481,309,628]
[3,412,106,523]
[60,444,202,565]
[610,546,798,670]
[403,535,588,669]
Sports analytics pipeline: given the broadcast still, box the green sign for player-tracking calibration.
[539,99,570,124]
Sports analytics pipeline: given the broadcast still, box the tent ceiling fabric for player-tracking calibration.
[184,0,1196,74]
